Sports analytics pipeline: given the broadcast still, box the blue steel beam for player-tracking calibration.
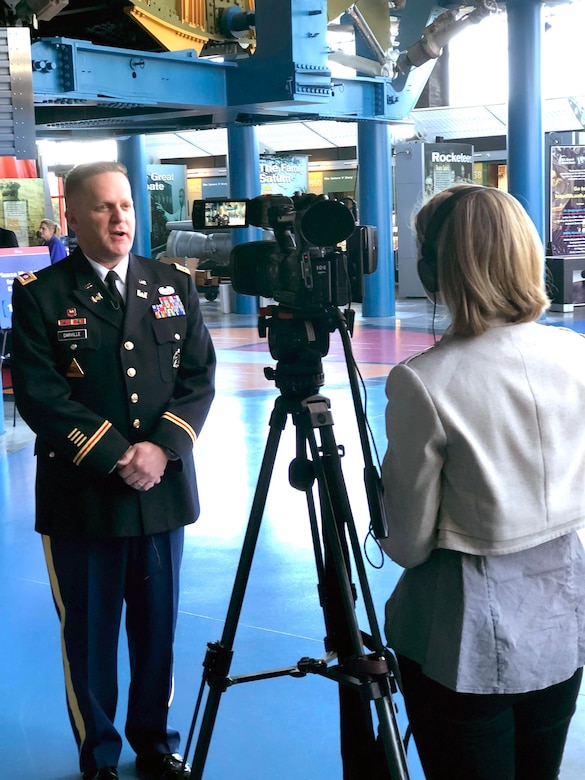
[31,37,425,127]
[31,0,441,133]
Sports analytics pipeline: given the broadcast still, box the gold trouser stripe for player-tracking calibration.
[42,535,87,748]
[73,421,112,466]
[161,411,196,446]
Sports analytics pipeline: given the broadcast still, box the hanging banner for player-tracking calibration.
[550,146,585,257]
[147,164,188,255]
[259,155,308,195]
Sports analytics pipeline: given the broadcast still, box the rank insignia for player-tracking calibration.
[152,295,186,319]
[138,279,147,285]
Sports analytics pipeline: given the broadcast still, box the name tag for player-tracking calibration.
[58,329,88,341]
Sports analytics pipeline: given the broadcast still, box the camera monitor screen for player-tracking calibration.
[0,246,51,329]
[192,199,248,230]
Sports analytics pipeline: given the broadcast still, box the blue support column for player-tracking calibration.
[117,135,151,258]
[507,0,544,240]
[227,124,262,314]
[357,121,395,317]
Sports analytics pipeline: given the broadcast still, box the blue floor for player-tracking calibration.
[2,297,585,779]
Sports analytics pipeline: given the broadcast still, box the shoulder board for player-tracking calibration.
[173,263,190,275]
[16,271,37,285]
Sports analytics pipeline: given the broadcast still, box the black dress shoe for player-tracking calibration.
[82,768,118,780]
[136,752,191,779]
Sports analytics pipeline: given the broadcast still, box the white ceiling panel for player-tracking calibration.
[256,122,337,151]
[410,105,507,141]
[142,96,585,162]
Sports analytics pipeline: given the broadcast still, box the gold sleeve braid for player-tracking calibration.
[71,421,113,465]
[161,411,196,446]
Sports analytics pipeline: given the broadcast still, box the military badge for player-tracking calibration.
[152,295,186,319]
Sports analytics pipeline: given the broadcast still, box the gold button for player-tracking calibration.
[124,341,135,350]
[70,344,77,350]
[48,451,55,458]
[127,367,136,377]
[174,333,180,340]
[130,393,139,403]
[132,419,141,429]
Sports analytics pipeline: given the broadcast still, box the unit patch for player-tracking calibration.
[16,272,37,285]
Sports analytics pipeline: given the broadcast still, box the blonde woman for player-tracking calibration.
[39,217,67,264]
[381,185,585,780]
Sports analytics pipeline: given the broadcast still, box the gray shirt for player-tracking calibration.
[384,532,585,694]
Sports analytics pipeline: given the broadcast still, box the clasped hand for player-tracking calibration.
[116,442,169,492]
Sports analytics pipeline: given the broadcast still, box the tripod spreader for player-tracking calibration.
[200,640,392,703]
[185,359,410,779]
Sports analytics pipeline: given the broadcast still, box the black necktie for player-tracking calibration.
[105,269,125,310]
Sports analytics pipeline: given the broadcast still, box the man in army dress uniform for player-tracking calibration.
[11,162,216,780]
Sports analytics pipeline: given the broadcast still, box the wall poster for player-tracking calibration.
[550,145,585,257]
[423,144,474,197]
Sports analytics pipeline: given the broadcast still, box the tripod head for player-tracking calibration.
[259,304,334,399]
[258,303,389,540]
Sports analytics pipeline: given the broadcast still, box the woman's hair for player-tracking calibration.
[40,218,61,237]
[64,161,128,202]
[415,185,550,337]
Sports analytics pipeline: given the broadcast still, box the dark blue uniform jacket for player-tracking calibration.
[11,248,216,539]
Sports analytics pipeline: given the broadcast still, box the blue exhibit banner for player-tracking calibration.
[259,155,308,195]
[147,164,188,255]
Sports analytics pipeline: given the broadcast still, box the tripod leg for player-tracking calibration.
[189,398,288,779]
[296,398,410,780]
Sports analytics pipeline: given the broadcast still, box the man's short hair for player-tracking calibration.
[64,161,129,202]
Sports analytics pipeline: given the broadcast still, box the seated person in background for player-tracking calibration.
[0,224,18,248]
[39,218,67,264]
[381,184,585,780]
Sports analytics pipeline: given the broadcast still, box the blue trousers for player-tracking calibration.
[396,654,582,780]
[43,529,184,772]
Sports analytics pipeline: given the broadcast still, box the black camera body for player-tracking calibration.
[192,193,377,311]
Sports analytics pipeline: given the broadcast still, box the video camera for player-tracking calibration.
[191,193,377,310]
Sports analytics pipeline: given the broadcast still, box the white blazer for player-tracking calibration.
[381,322,585,568]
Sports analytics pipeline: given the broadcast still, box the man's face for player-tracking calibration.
[66,171,135,267]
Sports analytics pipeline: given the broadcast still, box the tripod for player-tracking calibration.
[184,308,410,779]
